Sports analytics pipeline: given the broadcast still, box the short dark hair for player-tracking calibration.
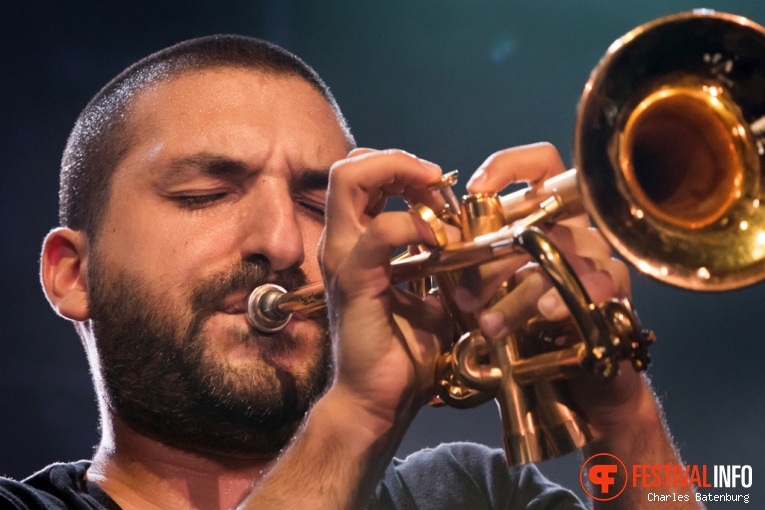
[59,35,353,236]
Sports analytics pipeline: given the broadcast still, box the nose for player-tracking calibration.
[240,181,304,271]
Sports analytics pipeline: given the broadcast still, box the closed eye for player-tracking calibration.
[174,192,229,209]
[297,199,326,218]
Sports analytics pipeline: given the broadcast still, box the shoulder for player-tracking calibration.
[369,443,586,509]
[0,461,118,509]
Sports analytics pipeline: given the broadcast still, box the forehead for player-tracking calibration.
[124,67,349,167]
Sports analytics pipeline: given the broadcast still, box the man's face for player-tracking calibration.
[85,68,349,456]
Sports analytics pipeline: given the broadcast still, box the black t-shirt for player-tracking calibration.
[0,461,117,510]
[0,443,586,509]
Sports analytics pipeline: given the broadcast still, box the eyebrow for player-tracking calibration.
[294,168,330,192]
[165,153,253,179]
[159,152,331,191]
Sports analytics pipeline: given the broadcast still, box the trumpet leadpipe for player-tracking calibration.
[246,281,325,333]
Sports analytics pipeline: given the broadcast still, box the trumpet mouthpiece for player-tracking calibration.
[246,283,292,333]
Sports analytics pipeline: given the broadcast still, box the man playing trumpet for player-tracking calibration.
[1,35,702,509]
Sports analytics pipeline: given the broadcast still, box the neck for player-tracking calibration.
[88,414,275,510]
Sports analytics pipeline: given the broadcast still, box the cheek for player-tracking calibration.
[100,205,241,288]
[299,218,324,281]
[163,215,241,267]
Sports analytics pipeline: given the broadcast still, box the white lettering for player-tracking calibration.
[718,465,731,487]
[733,465,743,487]
[696,492,750,504]
[647,492,672,502]
[742,465,753,488]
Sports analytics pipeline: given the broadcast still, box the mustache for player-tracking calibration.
[190,260,310,316]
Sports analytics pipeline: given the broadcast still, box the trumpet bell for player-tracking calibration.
[576,11,765,291]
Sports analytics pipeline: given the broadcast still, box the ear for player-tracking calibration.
[40,227,90,322]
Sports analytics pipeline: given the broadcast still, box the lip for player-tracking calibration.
[218,289,316,328]
[220,292,249,315]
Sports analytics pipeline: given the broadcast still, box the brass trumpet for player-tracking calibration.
[247,11,765,465]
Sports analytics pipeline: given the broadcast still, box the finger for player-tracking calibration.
[402,185,446,217]
[330,149,440,219]
[466,143,566,194]
[344,148,387,216]
[478,271,550,340]
[331,149,441,217]
[347,147,377,158]
[475,252,630,335]
[537,259,630,321]
[391,290,452,365]
[346,147,445,218]
[327,211,439,294]
[544,223,612,262]
[557,213,591,229]
[453,222,612,313]
[452,253,532,313]
[324,150,442,267]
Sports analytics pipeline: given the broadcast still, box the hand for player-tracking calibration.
[251,143,690,510]
[319,148,452,432]
[458,142,641,436]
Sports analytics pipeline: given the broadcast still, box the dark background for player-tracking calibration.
[1,2,763,508]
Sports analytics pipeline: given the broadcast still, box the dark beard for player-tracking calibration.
[87,254,331,458]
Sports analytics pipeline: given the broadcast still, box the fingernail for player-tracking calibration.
[480,311,508,339]
[466,168,486,189]
[418,158,441,177]
[412,214,438,246]
[538,294,559,318]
